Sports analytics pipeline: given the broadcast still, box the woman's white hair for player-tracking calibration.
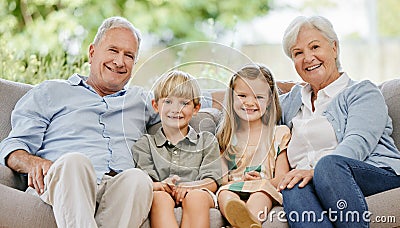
[282,16,341,70]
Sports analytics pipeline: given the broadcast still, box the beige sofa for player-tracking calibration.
[1,77,399,227]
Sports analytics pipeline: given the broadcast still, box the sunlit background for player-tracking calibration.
[1,0,399,88]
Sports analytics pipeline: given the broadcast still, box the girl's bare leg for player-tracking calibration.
[217,190,241,218]
[246,191,273,223]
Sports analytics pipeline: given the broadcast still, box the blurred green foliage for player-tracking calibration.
[0,0,270,84]
[378,0,400,38]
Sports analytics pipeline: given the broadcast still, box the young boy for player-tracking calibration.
[132,70,222,228]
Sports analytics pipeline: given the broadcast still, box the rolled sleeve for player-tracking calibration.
[0,84,51,165]
[0,140,31,165]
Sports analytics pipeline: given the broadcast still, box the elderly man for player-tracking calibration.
[0,16,156,228]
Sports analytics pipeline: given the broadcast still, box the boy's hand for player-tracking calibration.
[153,182,173,193]
[172,185,190,205]
[160,175,181,194]
[243,170,261,181]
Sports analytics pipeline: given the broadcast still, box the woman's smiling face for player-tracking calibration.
[290,26,340,92]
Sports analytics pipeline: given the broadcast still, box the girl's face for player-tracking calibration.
[232,77,270,125]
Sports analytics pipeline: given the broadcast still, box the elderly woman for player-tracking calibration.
[278,16,400,227]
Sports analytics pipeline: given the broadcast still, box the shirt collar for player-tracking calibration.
[154,126,199,147]
[67,73,127,97]
[301,72,350,103]
[321,72,350,98]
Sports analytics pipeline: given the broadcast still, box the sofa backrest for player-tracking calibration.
[1,78,399,150]
[0,79,33,142]
[379,79,400,149]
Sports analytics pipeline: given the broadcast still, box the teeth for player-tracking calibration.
[307,64,321,71]
[242,108,257,112]
[168,116,182,119]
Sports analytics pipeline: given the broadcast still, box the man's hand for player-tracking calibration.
[27,156,53,194]
[277,169,314,191]
[6,149,53,195]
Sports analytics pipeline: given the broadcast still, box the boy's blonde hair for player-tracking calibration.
[216,63,281,156]
[153,70,201,106]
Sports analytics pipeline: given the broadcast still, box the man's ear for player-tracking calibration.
[192,103,201,116]
[88,44,95,64]
[151,99,159,113]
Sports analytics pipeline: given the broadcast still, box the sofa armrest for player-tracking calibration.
[0,164,27,191]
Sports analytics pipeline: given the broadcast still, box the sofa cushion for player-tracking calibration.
[0,183,57,228]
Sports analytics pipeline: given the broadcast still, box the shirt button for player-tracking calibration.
[173,160,177,164]
[337,129,341,132]
[173,151,178,155]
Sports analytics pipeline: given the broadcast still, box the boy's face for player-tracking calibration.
[152,96,200,132]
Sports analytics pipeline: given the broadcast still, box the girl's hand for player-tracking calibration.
[243,170,262,181]
[277,169,314,191]
[172,185,190,205]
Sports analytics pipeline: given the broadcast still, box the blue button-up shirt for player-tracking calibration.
[0,74,161,183]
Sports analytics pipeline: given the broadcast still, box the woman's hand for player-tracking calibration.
[277,169,314,191]
[243,170,262,181]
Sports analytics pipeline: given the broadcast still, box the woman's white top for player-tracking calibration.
[287,73,350,169]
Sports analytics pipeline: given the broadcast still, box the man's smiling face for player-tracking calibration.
[88,27,138,96]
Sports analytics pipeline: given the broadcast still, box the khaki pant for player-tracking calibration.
[33,153,152,228]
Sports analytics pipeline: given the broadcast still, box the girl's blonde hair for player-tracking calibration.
[216,63,281,157]
[153,70,201,105]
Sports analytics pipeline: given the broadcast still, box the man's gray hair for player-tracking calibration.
[282,16,341,70]
[93,16,142,61]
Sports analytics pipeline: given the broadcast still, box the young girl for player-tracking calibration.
[216,64,291,228]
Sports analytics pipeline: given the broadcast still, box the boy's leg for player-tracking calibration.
[181,189,214,228]
[40,153,97,228]
[151,191,178,228]
[95,168,153,228]
[246,191,273,223]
